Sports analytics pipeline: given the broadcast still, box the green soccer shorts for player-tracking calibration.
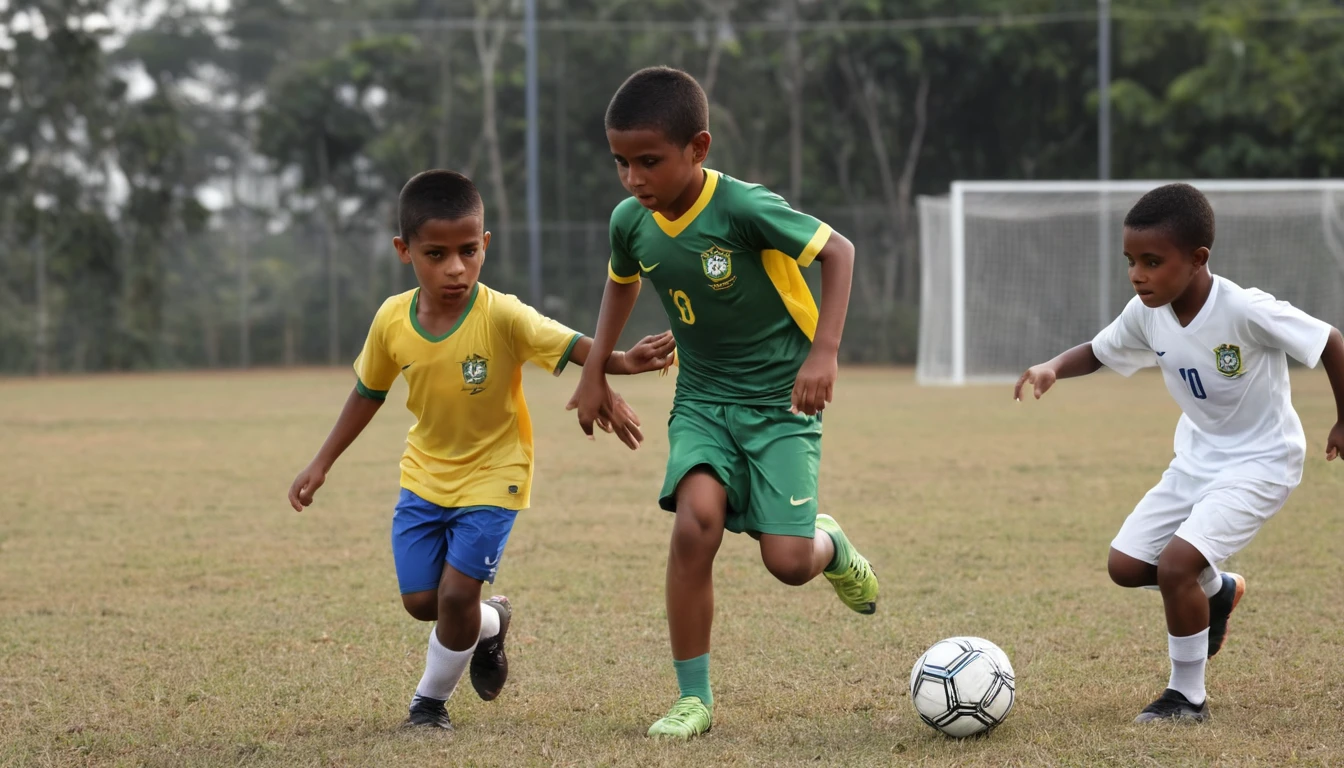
[658,401,822,537]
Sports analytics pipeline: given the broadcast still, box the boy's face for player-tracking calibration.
[607,128,711,213]
[393,216,489,305]
[1122,226,1210,308]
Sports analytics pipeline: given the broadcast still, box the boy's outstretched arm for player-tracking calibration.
[793,231,855,416]
[1320,326,1344,460]
[288,388,383,511]
[569,278,642,440]
[1014,343,1104,401]
[569,330,676,375]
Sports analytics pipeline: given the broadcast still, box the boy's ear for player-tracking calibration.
[393,236,412,265]
[480,231,491,261]
[688,130,712,165]
[1191,246,1210,268]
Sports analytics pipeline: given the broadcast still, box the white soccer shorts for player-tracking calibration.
[1110,467,1295,567]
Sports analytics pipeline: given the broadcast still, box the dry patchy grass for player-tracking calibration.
[2,367,1343,767]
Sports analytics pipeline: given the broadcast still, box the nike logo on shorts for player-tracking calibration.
[790,496,813,506]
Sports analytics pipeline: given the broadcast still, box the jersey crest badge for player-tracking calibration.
[1213,343,1245,378]
[701,244,736,290]
[460,353,489,393]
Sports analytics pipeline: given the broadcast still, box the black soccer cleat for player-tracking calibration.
[402,695,453,730]
[1133,688,1209,724]
[470,595,512,701]
[1207,572,1246,658]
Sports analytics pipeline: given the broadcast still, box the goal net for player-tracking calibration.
[917,180,1344,385]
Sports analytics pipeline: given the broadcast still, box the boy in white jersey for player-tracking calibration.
[287,170,673,730]
[1016,183,1344,723]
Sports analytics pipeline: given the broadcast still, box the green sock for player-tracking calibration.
[673,653,712,707]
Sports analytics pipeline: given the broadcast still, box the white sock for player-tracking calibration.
[478,601,501,641]
[1198,565,1223,599]
[415,626,475,701]
[1168,629,1209,705]
[1143,567,1221,596]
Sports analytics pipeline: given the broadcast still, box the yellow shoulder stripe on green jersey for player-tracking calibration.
[796,222,833,268]
[608,263,641,284]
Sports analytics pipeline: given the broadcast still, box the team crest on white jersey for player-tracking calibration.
[460,354,489,393]
[701,244,736,290]
[1214,343,1245,378]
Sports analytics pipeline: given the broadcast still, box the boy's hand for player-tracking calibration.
[623,331,676,375]
[605,390,644,450]
[1015,364,1059,401]
[1327,421,1344,461]
[568,374,643,449]
[288,462,328,512]
[792,348,837,416]
[569,373,609,438]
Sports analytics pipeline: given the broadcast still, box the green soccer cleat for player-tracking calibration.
[646,696,712,740]
[815,514,878,615]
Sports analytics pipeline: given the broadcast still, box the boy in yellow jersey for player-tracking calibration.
[570,67,878,740]
[287,170,674,730]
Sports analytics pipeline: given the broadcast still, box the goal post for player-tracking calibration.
[917,180,1344,385]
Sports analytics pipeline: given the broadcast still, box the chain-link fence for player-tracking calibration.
[7,5,1342,374]
[0,208,912,374]
[3,14,949,373]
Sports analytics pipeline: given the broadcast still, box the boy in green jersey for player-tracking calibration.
[569,66,880,740]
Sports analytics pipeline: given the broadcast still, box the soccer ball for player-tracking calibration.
[909,636,1016,738]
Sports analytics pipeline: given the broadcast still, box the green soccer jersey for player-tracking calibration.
[608,170,833,406]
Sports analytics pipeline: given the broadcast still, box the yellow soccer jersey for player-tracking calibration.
[353,283,582,510]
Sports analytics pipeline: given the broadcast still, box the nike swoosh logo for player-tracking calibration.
[789,496,813,506]
[639,261,660,272]
[469,387,485,395]
[1156,351,1166,357]
[402,362,414,370]
[484,555,499,566]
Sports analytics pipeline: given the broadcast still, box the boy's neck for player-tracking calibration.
[658,168,707,221]
[418,283,475,331]
[1170,268,1213,327]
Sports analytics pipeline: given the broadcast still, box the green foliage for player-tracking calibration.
[4,0,1344,372]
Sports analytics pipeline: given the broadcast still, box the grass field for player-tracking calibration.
[3,366,1343,767]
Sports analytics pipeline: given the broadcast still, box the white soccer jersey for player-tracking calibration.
[1092,275,1332,486]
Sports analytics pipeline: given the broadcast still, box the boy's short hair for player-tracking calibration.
[1123,183,1216,251]
[398,170,484,241]
[605,66,709,147]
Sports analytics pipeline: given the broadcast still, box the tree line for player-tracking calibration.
[3,0,1342,373]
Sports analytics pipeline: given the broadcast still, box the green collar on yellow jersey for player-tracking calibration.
[410,283,480,343]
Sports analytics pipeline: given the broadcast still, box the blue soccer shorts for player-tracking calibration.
[391,488,519,593]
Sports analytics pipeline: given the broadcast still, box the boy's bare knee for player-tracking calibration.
[763,556,812,586]
[1156,537,1207,590]
[436,583,480,617]
[759,536,816,586]
[670,487,726,562]
[401,591,438,622]
[1156,554,1199,590]
[432,586,483,651]
[670,513,720,559]
[1107,548,1155,588]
